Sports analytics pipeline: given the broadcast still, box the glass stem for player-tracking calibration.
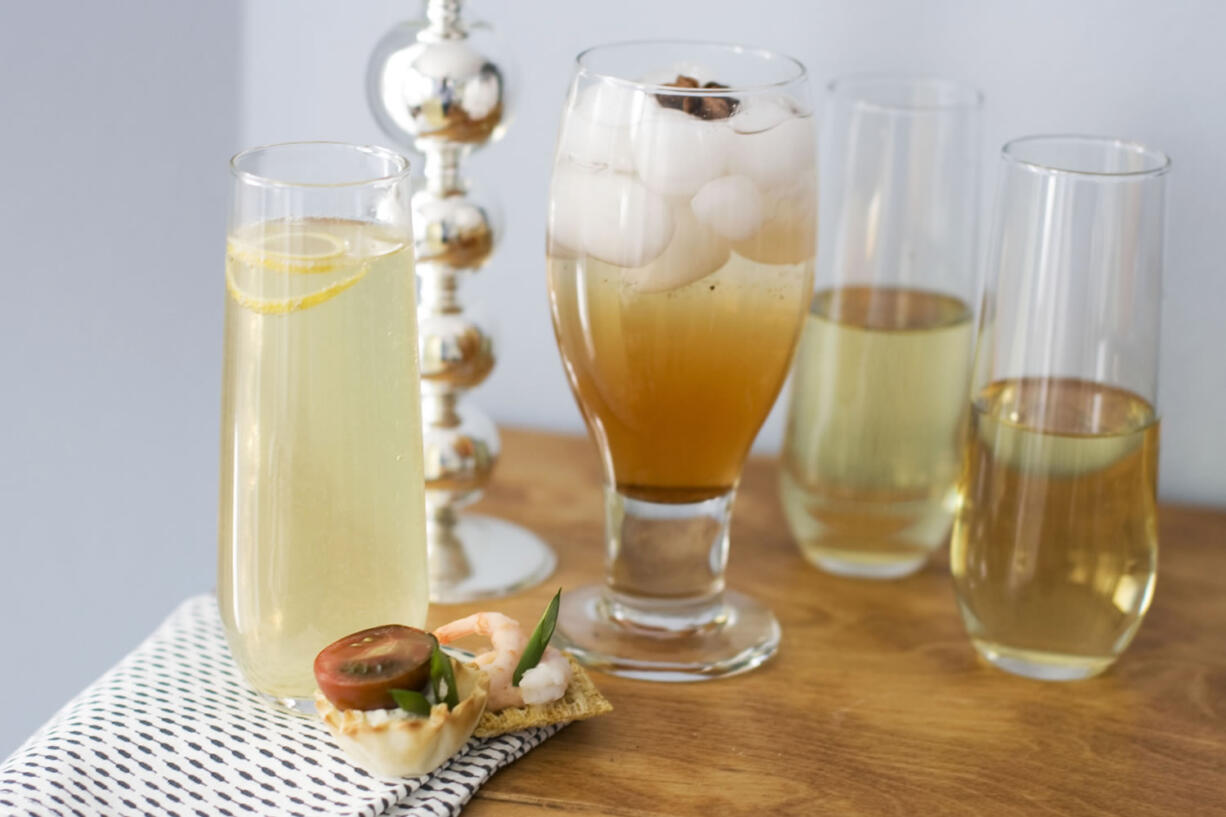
[601,486,734,635]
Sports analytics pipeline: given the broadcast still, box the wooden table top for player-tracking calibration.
[430,429,1226,817]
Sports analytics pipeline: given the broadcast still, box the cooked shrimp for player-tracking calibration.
[433,612,572,711]
[518,648,571,705]
[433,613,524,710]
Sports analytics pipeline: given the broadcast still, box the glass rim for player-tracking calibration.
[1002,134,1171,178]
[229,141,412,189]
[574,39,807,95]
[827,73,984,113]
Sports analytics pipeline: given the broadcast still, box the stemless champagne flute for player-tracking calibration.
[781,75,983,579]
[219,142,428,707]
[546,41,816,680]
[952,135,1169,681]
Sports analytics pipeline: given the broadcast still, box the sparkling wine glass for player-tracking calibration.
[952,135,1169,680]
[780,75,984,579]
[219,142,427,708]
[545,41,816,680]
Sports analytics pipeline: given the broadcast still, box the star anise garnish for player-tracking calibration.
[655,75,739,120]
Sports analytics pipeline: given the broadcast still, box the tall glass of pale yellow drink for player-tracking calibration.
[219,142,427,707]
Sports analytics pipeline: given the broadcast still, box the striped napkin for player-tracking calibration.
[0,595,562,816]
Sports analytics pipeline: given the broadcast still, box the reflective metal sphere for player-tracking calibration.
[367,20,509,151]
[421,403,499,506]
[412,186,496,269]
[418,312,495,389]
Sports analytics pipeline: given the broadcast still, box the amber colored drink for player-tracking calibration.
[548,251,811,503]
[951,378,1159,679]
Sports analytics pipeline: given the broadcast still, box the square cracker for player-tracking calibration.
[473,655,612,738]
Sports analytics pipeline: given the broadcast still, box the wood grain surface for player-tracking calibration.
[428,430,1226,817]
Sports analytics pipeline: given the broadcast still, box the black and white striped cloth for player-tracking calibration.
[0,595,563,816]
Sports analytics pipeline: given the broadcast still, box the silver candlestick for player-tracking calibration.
[367,0,555,603]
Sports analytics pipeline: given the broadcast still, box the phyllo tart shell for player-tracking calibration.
[315,657,489,778]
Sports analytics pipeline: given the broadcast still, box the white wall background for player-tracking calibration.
[2,0,1223,758]
[0,1,241,757]
[241,0,1225,505]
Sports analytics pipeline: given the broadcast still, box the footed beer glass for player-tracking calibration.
[546,42,816,680]
[952,136,1168,680]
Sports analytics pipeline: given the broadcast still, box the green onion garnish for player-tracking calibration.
[513,589,562,686]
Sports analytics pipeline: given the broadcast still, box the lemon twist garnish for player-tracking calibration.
[227,228,348,274]
[225,261,368,315]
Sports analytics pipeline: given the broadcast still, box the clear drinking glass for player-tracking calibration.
[780,75,983,579]
[952,135,1169,681]
[218,142,428,707]
[546,41,816,680]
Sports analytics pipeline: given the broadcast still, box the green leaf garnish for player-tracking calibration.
[390,688,431,717]
[513,588,561,687]
[430,640,459,709]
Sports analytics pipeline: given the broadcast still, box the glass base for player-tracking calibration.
[780,469,953,581]
[260,693,317,715]
[973,640,1114,681]
[555,585,780,682]
[803,549,929,579]
[429,514,556,604]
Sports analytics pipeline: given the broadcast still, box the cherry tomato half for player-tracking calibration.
[314,624,435,711]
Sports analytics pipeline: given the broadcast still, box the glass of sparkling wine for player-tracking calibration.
[780,76,983,579]
[218,142,428,707]
[952,135,1169,681]
[546,41,816,680]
